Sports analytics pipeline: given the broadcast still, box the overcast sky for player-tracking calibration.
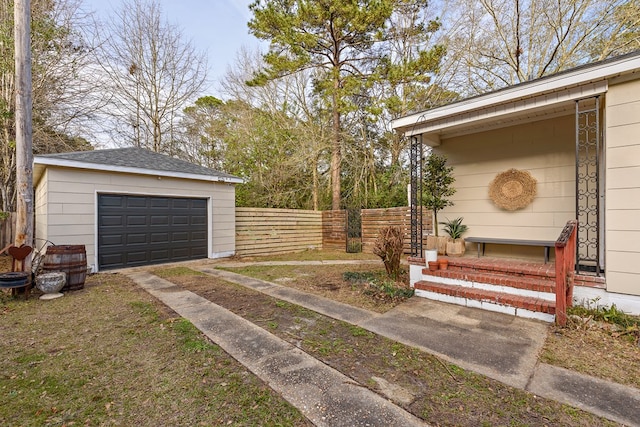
[83,0,263,94]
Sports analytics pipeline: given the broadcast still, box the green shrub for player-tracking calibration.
[363,278,414,302]
[569,300,639,329]
[342,271,376,283]
[568,299,640,343]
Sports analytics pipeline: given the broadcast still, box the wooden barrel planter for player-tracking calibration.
[42,245,87,291]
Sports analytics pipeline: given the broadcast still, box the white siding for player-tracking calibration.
[34,167,236,271]
[34,169,48,247]
[433,114,575,259]
[605,79,640,296]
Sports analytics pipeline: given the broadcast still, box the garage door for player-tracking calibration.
[98,194,208,270]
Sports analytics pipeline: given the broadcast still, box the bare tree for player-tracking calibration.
[591,0,640,59]
[0,0,98,212]
[96,0,207,153]
[441,0,629,94]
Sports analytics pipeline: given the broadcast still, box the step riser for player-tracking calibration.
[415,289,555,323]
[415,281,556,313]
[444,264,555,280]
[448,260,555,280]
[423,269,556,294]
[419,275,555,301]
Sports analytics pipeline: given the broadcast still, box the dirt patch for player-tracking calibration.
[160,268,619,426]
[220,264,411,313]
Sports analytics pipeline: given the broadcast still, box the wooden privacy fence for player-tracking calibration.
[0,212,17,249]
[361,206,432,254]
[235,207,323,257]
[236,207,432,257]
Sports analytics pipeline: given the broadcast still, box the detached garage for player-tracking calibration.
[34,148,242,271]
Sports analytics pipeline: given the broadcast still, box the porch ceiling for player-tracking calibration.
[399,81,607,143]
[393,52,640,145]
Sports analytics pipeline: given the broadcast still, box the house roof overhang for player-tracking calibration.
[392,52,640,143]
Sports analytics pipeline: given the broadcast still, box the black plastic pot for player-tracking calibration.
[0,272,29,288]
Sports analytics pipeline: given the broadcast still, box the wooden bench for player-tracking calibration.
[465,237,556,263]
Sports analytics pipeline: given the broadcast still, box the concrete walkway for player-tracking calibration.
[124,261,640,427]
[126,269,425,427]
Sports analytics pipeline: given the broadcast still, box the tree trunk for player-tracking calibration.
[331,76,341,210]
[433,210,439,237]
[312,154,319,211]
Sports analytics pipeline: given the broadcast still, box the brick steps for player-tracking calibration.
[415,257,559,322]
[444,257,556,279]
[415,281,556,314]
[423,268,556,294]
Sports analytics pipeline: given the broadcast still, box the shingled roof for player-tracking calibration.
[34,147,242,184]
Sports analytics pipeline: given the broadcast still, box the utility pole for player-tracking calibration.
[14,0,33,259]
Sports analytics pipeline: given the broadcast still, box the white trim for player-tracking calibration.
[93,191,99,273]
[397,81,607,136]
[483,301,518,316]
[208,197,213,260]
[573,286,640,316]
[514,308,555,323]
[210,251,235,259]
[410,264,422,285]
[34,157,244,184]
[415,289,463,306]
[409,264,423,287]
[393,53,640,133]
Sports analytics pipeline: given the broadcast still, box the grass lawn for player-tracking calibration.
[0,267,310,426]
[2,250,638,426]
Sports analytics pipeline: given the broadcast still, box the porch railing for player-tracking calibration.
[555,220,578,326]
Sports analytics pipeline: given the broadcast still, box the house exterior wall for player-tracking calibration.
[605,79,640,296]
[34,167,236,271]
[34,168,48,247]
[434,114,575,259]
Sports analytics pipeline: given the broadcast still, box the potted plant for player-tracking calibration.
[423,153,456,255]
[440,217,468,256]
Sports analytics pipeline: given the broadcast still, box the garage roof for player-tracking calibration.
[34,147,243,184]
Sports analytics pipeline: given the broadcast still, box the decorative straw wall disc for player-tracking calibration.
[489,169,537,210]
